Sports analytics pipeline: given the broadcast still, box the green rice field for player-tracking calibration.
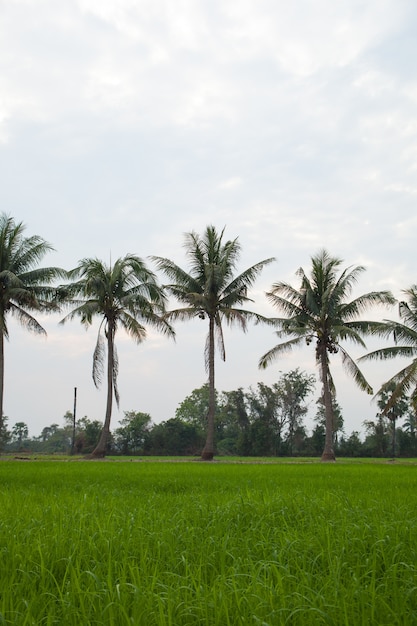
[0,459,416,625]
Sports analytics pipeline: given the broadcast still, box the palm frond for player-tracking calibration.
[375,359,417,410]
[333,324,367,348]
[347,319,394,338]
[184,230,210,280]
[113,344,120,407]
[379,320,417,344]
[359,345,417,362]
[219,288,254,309]
[221,307,276,330]
[338,345,373,393]
[92,328,105,389]
[220,307,248,332]
[9,304,47,335]
[268,281,304,304]
[0,312,8,339]
[399,286,417,329]
[224,257,275,297]
[341,291,396,320]
[204,330,210,373]
[259,336,306,369]
[266,289,307,319]
[59,301,102,327]
[330,264,365,303]
[167,287,206,306]
[7,239,54,284]
[151,256,202,292]
[119,311,147,343]
[164,307,204,323]
[214,314,226,361]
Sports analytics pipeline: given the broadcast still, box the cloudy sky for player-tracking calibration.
[1,0,416,438]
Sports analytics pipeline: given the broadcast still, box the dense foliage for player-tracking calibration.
[4,370,417,457]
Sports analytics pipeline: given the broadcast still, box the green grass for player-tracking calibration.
[0,461,416,625]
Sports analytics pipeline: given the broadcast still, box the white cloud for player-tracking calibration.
[221,0,408,74]
[218,177,243,190]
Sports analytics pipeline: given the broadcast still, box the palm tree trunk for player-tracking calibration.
[91,329,114,458]
[0,332,4,449]
[320,350,336,462]
[201,317,215,460]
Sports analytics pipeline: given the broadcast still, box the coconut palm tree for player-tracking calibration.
[60,255,174,458]
[0,213,64,442]
[152,225,275,460]
[259,249,395,461]
[360,286,417,412]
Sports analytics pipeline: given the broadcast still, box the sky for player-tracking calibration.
[1,0,416,439]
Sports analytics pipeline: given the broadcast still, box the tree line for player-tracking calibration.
[0,213,416,461]
[3,371,417,458]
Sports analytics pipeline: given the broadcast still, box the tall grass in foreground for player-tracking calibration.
[0,461,416,625]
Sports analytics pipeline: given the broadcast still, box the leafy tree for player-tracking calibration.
[175,384,238,445]
[114,411,151,455]
[60,255,174,457]
[363,416,389,457]
[403,411,417,438]
[39,423,60,442]
[0,416,11,451]
[11,422,29,450]
[247,382,284,455]
[248,418,276,456]
[76,417,104,454]
[259,249,395,461]
[152,225,274,460]
[31,419,71,453]
[0,213,64,445]
[175,384,213,433]
[63,409,77,454]
[395,426,417,457]
[246,370,315,456]
[290,424,308,456]
[145,418,204,456]
[221,388,250,432]
[219,388,250,454]
[37,412,92,454]
[46,424,59,439]
[277,369,315,455]
[307,423,326,456]
[338,430,363,457]
[360,286,417,412]
[314,396,344,446]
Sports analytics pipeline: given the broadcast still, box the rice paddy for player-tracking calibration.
[0,459,416,625]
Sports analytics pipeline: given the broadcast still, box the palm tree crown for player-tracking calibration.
[0,213,64,443]
[0,213,62,336]
[152,225,275,460]
[360,286,417,411]
[259,249,395,461]
[60,255,174,457]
